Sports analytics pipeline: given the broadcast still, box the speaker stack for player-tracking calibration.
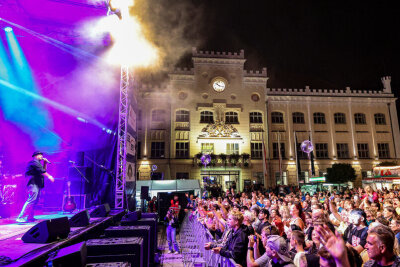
[86,237,143,267]
[105,226,151,267]
[120,218,157,257]
[140,186,149,200]
[45,241,87,267]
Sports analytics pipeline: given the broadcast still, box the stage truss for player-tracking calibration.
[115,65,129,209]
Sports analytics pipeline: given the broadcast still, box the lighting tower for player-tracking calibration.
[108,0,129,209]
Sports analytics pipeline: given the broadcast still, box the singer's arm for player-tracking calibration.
[42,159,54,182]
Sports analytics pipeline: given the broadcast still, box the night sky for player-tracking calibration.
[163,1,400,91]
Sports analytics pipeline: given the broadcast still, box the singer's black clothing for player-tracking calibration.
[26,159,46,188]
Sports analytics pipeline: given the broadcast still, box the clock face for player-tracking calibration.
[213,80,226,92]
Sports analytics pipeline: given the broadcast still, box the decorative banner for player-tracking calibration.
[373,166,400,178]
[301,140,314,154]
[128,105,137,130]
[126,162,135,182]
[127,133,136,156]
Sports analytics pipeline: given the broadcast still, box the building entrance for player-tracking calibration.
[201,170,240,192]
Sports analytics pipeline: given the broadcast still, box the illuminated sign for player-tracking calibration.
[309,177,326,182]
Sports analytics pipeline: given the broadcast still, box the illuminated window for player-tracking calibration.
[226,143,239,154]
[200,111,214,123]
[250,112,263,123]
[334,113,346,124]
[201,143,214,154]
[313,112,326,124]
[354,113,366,125]
[225,112,239,124]
[374,113,386,125]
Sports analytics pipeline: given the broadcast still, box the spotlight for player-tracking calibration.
[4,27,12,32]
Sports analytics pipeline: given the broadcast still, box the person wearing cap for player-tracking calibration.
[16,151,54,223]
[265,235,296,267]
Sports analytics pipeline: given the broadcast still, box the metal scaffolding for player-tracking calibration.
[115,65,129,209]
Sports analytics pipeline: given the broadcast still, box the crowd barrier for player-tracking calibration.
[179,212,237,267]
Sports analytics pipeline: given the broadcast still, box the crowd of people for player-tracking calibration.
[190,185,400,267]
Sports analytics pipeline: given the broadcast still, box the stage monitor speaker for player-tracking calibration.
[140,186,149,200]
[69,210,90,227]
[45,241,87,267]
[90,203,110,217]
[124,210,141,221]
[68,166,93,194]
[141,213,157,220]
[22,217,70,243]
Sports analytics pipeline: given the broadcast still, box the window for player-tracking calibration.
[292,112,305,124]
[336,143,349,159]
[357,143,369,159]
[275,172,287,185]
[271,112,284,124]
[151,142,165,158]
[362,171,373,178]
[137,141,141,159]
[225,112,239,124]
[250,112,263,123]
[176,172,189,179]
[378,143,390,159]
[151,172,163,180]
[201,143,214,154]
[226,143,239,154]
[334,113,346,124]
[176,110,189,122]
[152,109,165,122]
[301,171,309,183]
[354,113,366,125]
[200,111,214,123]
[272,143,285,159]
[296,143,308,159]
[313,112,326,124]
[315,143,329,159]
[251,142,263,159]
[176,142,189,158]
[374,113,386,125]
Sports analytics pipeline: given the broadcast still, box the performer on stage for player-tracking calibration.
[16,151,54,223]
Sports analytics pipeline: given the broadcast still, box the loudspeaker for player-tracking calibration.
[45,241,87,267]
[69,210,90,227]
[120,218,157,256]
[22,217,70,243]
[105,226,151,267]
[140,186,149,200]
[124,211,141,221]
[90,203,110,218]
[141,213,157,220]
[68,166,93,194]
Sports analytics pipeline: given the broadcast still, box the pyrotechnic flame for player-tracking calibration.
[89,0,159,67]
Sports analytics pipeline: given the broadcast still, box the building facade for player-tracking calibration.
[136,48,400,190]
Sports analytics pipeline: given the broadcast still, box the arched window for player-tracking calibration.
[152,109,165,122]
[313,112,326,124]
[200,111,214,123]
[250,112,263,123]
[292,112,305,124]
[374,113,386,125]
[176,110,189,122]
[354,113,366,125]
[334,113,346,124]
[225,112,239,124]
[271,112,284,124]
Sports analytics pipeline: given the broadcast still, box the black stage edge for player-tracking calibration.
[4,209,126,267]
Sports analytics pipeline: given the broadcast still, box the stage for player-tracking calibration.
[0,209,125,266]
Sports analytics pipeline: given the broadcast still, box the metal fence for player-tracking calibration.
[179,212,237,267]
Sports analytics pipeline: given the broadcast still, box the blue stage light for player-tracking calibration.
[4,27,12,32]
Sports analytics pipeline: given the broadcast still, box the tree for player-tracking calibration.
[326,163,357,184]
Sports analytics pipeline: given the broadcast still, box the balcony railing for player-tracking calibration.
[249,123,264,132]
[175,121,190,130]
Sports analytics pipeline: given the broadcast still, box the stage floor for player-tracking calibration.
[0,211,86,264]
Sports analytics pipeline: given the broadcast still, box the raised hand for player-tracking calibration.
[315,225,347,262]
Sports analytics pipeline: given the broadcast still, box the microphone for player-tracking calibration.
[69,160,76,164]
[43,158,51,164]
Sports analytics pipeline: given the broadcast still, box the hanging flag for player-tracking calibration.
[262,133,268,182]
[294,132,302,183]
[278,131,282,183]
[309,134,315,176]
